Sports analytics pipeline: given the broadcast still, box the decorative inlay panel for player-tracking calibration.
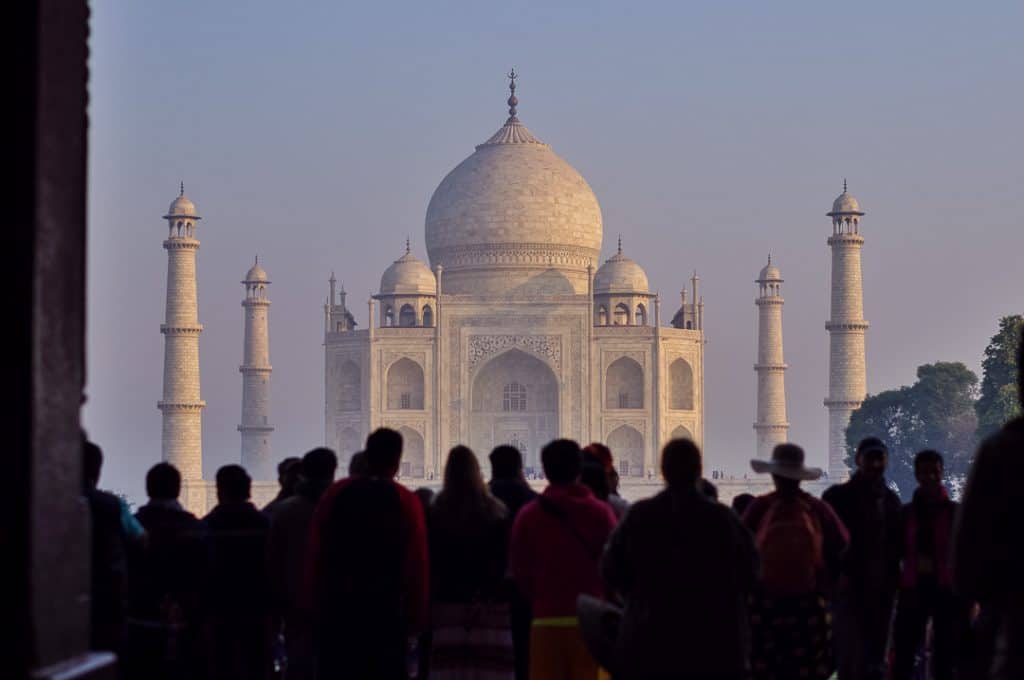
[468,334,561,371]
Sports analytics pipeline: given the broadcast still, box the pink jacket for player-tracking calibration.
[510,483,618,618]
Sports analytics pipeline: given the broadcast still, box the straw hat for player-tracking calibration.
[750,444,823,481]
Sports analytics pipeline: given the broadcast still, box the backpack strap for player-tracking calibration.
[537,495,602,562]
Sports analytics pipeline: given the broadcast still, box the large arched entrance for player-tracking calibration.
[470,349,559,475]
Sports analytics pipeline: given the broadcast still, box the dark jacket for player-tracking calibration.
[266,479,330,619]
[202,501,271,618]
[86,487,128,651]
[603,486,758,677]
[899,488,957,590]
[489,478,537,521]
[955,416,1024,679]
[428,499,508,603]
[823,473,902,594]
[130,500,205,621]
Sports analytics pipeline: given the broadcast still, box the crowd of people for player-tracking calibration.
[82,358,1023,680]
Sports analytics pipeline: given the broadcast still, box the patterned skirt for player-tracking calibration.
[430,601,515,680]
[750,593,835,680]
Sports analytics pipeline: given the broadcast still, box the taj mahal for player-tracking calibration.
[156,74,870,511]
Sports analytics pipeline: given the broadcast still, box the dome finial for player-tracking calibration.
[405,236,411,254]
[254,254,259,265]
[617,234,622,254]
[179,181,185,196]
[507,68,518,118]
[843,178,848,193]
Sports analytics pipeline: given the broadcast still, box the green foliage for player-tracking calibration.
[975,315,1023,439]
[846,362,978,500]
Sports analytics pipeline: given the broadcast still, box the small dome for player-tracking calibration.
[758,257,781,282]
[828,189,863,216]
[166,192,198,218]
[380,249,436,295]
[245,261,268,282]
[594,245,649,294]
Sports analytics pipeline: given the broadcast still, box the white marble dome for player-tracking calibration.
[245,261,269,282]
[380,249,436,295]
[166,193,198,218]
[594,246,649,294]
[424,114,603,294]
[828,190,863,216]
[758,259,781,282]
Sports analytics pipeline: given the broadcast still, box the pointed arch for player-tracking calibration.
[608,425,644,478]
[670,425,693,441]
[337,360,361,412]
[422,304,433,327]
[635,303,647,326]
[669,358,694,410]
[606,356,644,409]
[387,358,424,410]
[397,426,425,478]
[597,305,608,326]
[399,304,416,327]
[613,303,630,326]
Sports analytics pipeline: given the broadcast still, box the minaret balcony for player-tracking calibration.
[825,321,869,331]
[163,238,200,250]
[160,324,203,335]
[157,400,206,411]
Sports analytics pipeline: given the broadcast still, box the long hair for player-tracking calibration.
[433,446,506,533]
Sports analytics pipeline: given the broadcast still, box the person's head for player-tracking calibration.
[541,439,583,485]
[301,447,338,484]
[414,487,435,512]
[731,492,755,516]
[914,449,945,495]
[443,445,486,495]
[856,437,889,481]
[365,428,403,477]
[277,457,302,492]
[215,464,251,504]
[489,445,524,481]
[580,452,610,500]
[661,438,702,489]
[583,443,613,471]
[83,440,103,489]
[347,451,368,477]
[146,462,181,500]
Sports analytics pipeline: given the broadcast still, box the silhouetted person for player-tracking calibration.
[125,462,206,680]
[583,443,628,519]
[347,450,369,477]
[83,439,128,654]
[266,448,337,680]
[955,328,1024,680]
[824,437,903,680]
[699,477,719,501]
[602,438,758,678]
[306,428,429,679]
[429,446,513,677]
[510,439,617,679]
[263,456,301,516]
[489,444,538,680]
[732,492,755,517]
[891,450,970,680]
[580,449,611,502]
[203,464,271,680]
[745,443,849,680]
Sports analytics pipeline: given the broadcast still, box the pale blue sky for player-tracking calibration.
[85,1,1024,500]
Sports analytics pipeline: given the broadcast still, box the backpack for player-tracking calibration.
[755,497,824,595]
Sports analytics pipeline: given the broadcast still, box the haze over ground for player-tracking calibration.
[84,1,1024,501]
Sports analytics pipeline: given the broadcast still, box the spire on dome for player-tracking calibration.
[405,236,411,254]
[843,178,848,193]
[180,181,184,196]
[507,68,518,118]
[617,234,623,254]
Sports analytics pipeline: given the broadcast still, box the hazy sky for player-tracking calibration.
[86,1,1023,500]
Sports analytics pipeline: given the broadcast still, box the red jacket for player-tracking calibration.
[304,475,429,633]
[510,483,618,618]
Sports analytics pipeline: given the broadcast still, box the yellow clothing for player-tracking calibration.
[528,623,601,680]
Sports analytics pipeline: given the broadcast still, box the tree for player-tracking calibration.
[846,362,978,499]
[975,315,1023,439]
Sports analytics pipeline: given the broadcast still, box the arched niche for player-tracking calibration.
[606,356,644,409]
[669,358,694,410]
[608,425,644,478]
[386,358,424,410]
[397,426,425,478]
[337,359,361,412]
[399,304,416,327]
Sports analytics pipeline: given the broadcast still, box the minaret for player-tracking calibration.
[825,181,869,480]
[754,255,789,458]
[239,257,273,480]
[158,184,205,481]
